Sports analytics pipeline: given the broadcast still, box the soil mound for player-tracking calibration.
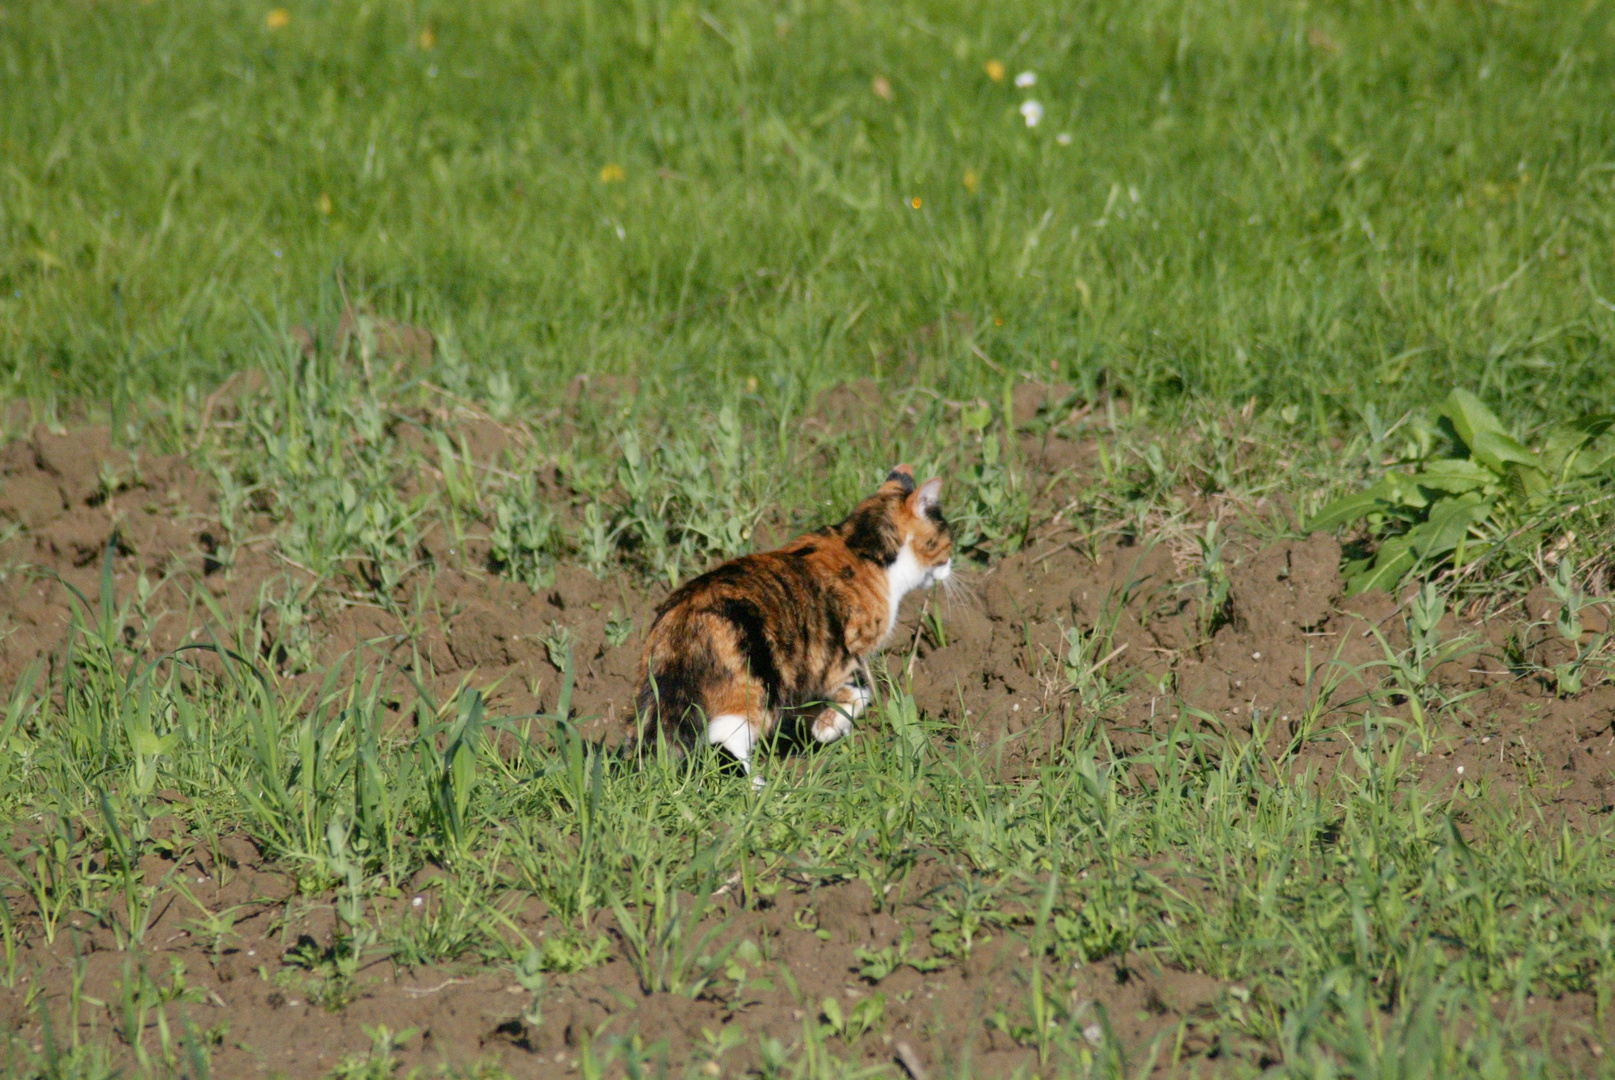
[1,421,1611,1076]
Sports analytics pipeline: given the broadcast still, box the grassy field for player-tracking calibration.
[4,1,1615,1078]
[5,0,1615,420]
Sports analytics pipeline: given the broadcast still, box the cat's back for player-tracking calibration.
[650,530,857,627]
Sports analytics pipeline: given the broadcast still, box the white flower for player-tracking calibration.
[1019,100,1044,127]
[1056,132,1073,145]
[1014,71,1037,88]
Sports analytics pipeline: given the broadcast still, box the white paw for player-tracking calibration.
[706,714,755,767]
[814,712,853,744]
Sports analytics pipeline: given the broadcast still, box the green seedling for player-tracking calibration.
[603,611,635,648]
[695,1023,748,1070]
[1365,583,1481,751]
[168,877,248,964]
[819,992,885,1044]
[385,877,503,968]
[854,927,946,982]
[112,955,186,1071]
[536,930,612,974]
[2,816,89,946]
[578,502,619,577]
[329,1023,419,1080]
[234,675,361,892]
[1020,871,1063,1067]
[1196,519,1233,640]
[258,574,317,675]
[1190,416,1241,496]
[417,690,489,863]
[721,938,774,1009]
[951,428,1030,554]
[513,946,546,1026]
[929,878,1008,961]
[279,817,377,1009]
[483,369,519,419]
[328,816,378,984]
[1543,556,1611,696]
[0,893,18,987]
[490,476,564,589]
[542,623,576,671]
[510,718,601,922]
[0,661,43,784]
[1282,642,1366,760]
[1062,596,1130,718]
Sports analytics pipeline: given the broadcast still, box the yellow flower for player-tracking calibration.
[316,193,333,215]
[910,196,922,209]
[265,8,290,29]
[984,59,1005,82]
[962,169,978,194]
[418,26,436,50]
[599,163,626,183]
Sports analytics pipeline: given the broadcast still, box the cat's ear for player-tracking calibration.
[883,464,916,494]
[909,478,942,516]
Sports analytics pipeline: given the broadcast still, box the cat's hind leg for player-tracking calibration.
[704,679,769,787]
[707,714,756,765]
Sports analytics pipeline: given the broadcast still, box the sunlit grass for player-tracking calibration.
[1,0,1613,431]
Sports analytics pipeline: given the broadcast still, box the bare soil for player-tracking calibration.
[2,402,1612,1077]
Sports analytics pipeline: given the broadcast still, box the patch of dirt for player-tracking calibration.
[2,410,1613,1077]
[0,851,1244,1080]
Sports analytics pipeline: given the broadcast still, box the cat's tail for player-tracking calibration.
[633,654,708,748]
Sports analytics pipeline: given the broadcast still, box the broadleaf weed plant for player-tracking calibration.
[1310,389,1615,596]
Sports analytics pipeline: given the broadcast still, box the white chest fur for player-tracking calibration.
[882,540,950,638]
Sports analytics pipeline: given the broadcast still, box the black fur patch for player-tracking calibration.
[637,640,722,730]
[717,597,783,706]
[885,468,916,494]
[841,500,901,565]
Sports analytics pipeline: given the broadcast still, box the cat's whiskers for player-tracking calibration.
[936,564,979,609]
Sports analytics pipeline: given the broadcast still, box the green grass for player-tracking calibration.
[3,0,1615,428]
[5,607,1615,1078]
[4,1,1615,1078]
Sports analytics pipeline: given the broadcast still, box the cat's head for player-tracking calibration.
[845,465,953,592]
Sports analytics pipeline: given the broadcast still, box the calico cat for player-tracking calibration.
[635,465,953,776]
